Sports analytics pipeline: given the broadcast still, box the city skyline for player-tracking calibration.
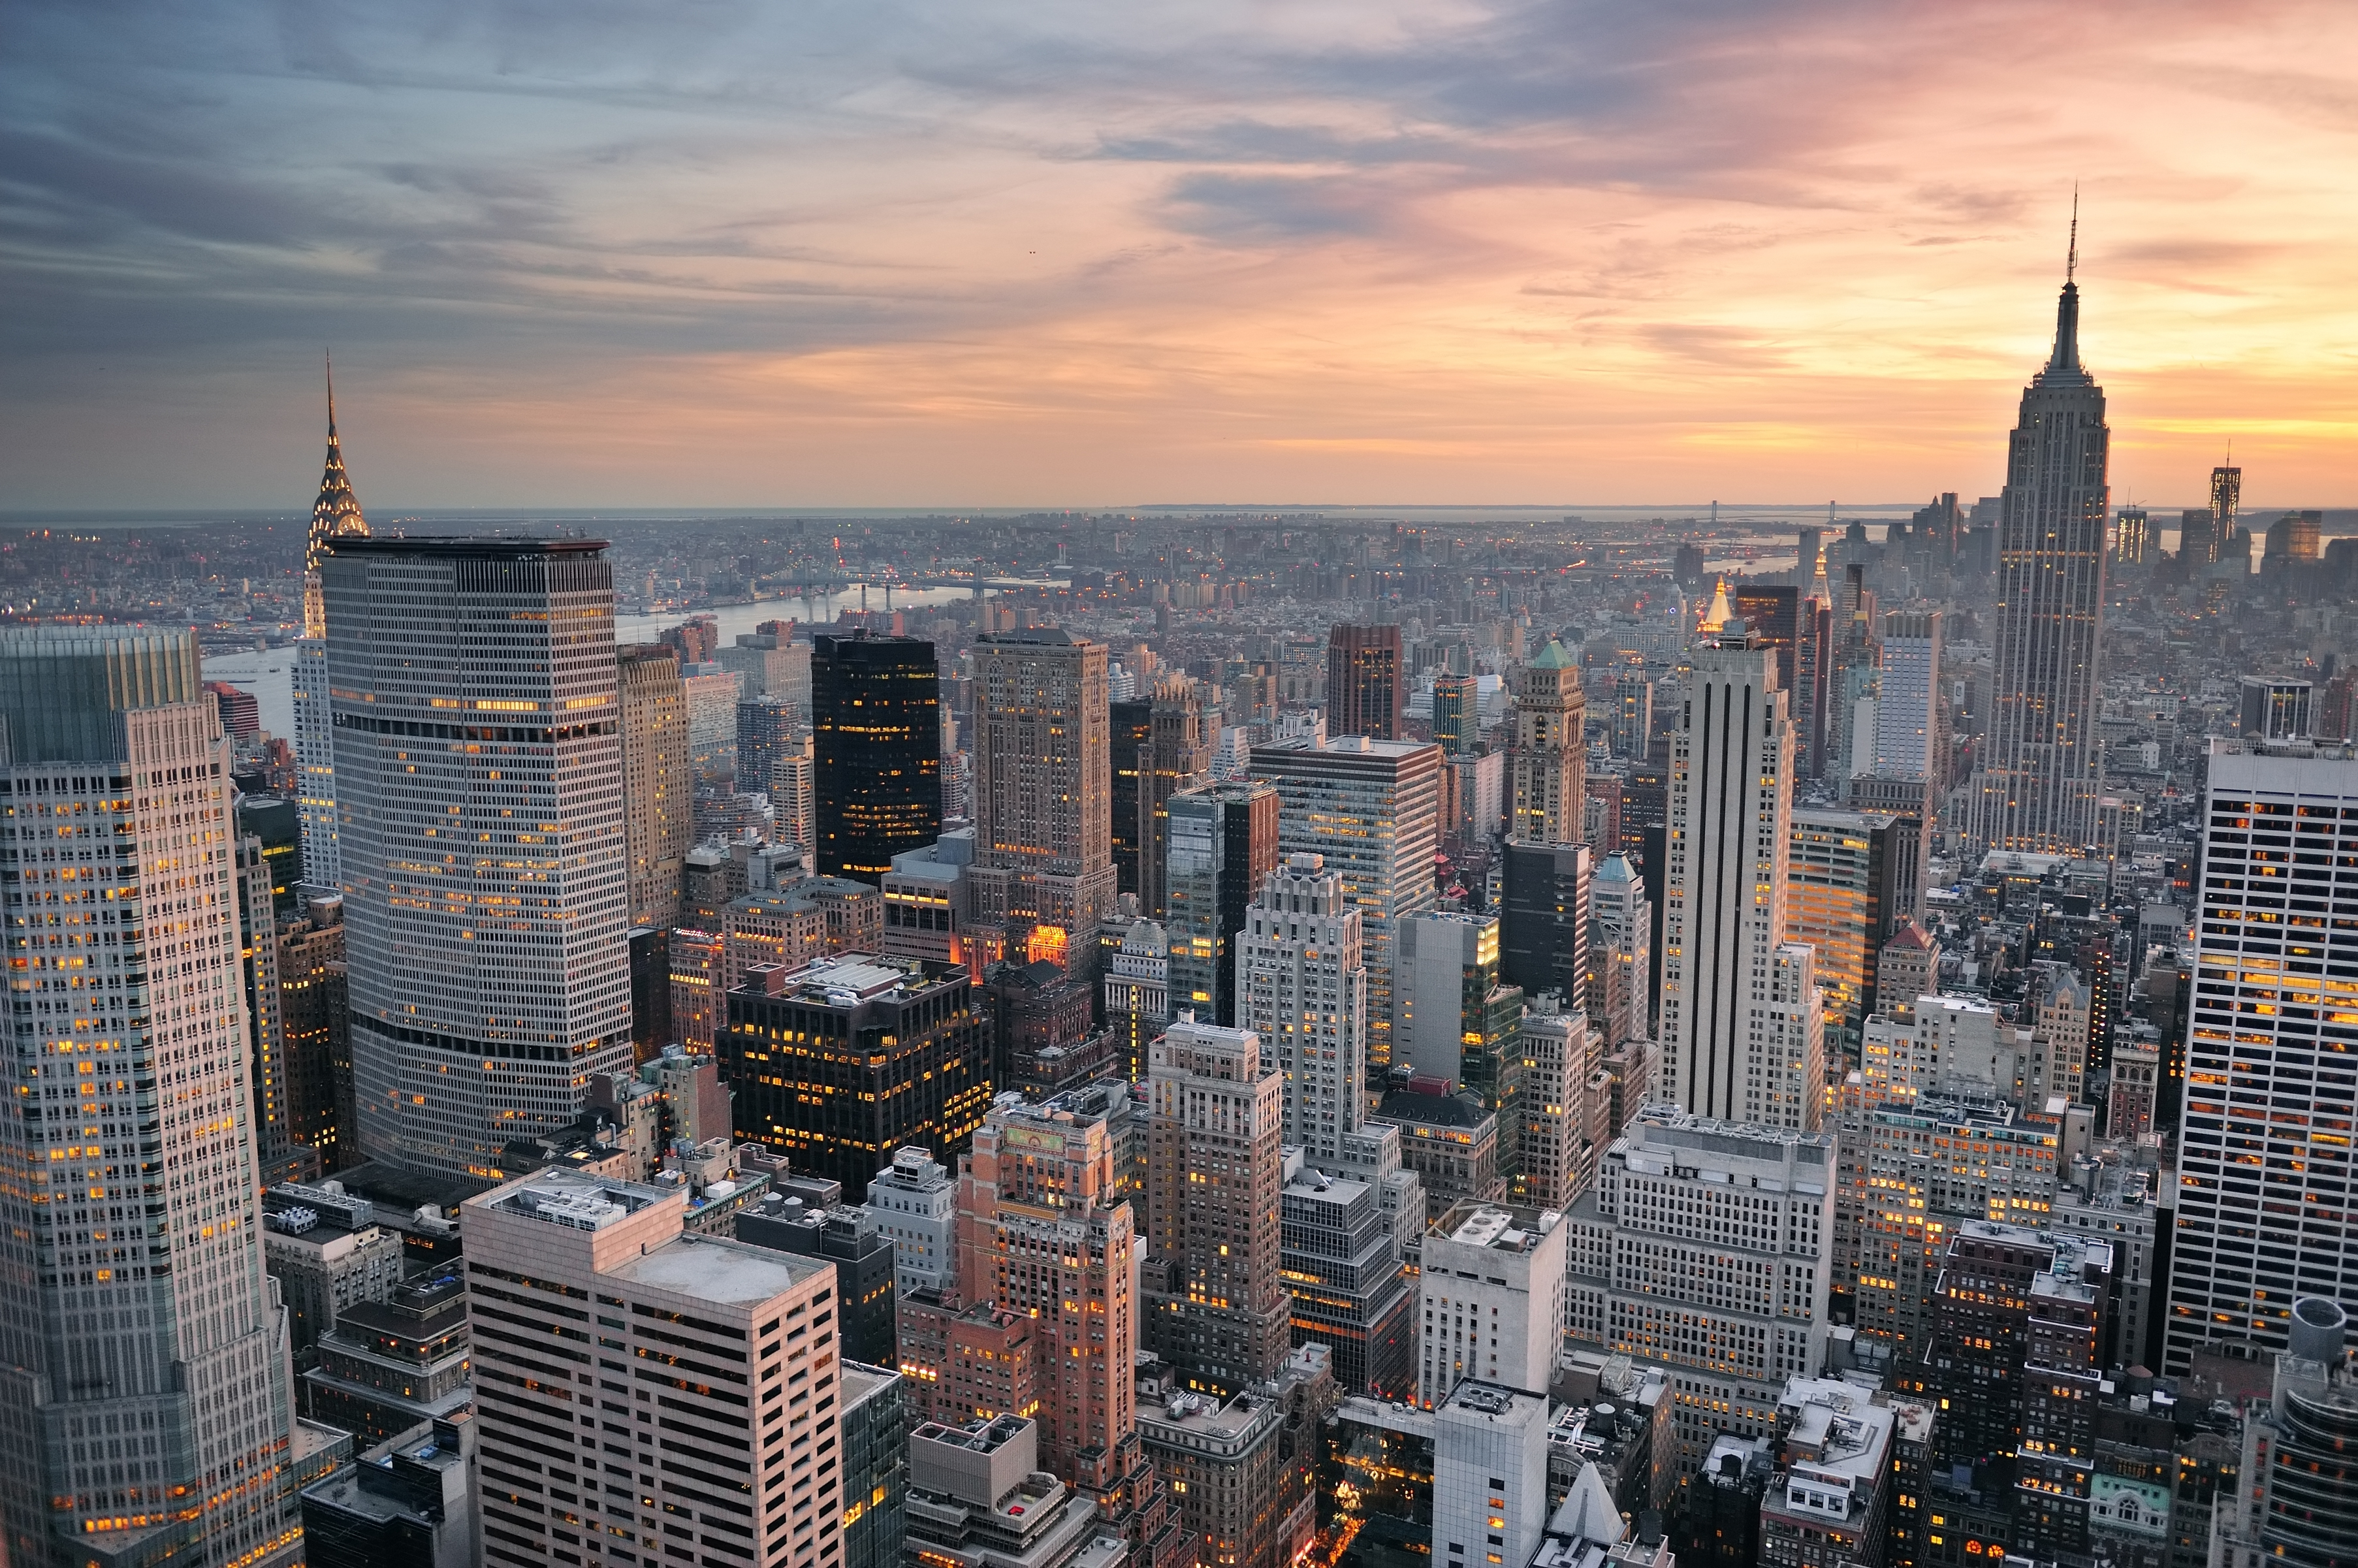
[7,7,2358,510]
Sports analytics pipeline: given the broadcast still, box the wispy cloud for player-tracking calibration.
[1,0,2353,507]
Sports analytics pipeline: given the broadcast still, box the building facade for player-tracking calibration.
[2164,746,2358,1371]
[812,632,943,884]
[1237,854,1368,1167]
[0,627,304,1568]
[1659,626,1823,1132]
[323,536,633,1175]
[969,628,1119,948]
[1327,624,1405,741]
[1964,271,2111,857]
[1251,735,1442,1076]
[461,1172,844,1568]
[1162,780,1281,1031]
[1144,1020,1292,1398]
[618,641,693,929]
[1508,640,1587,845]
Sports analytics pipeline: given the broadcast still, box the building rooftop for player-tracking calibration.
[607,1233,832,1304]
[1435,1199,1561,1253]
[325,534,607,560]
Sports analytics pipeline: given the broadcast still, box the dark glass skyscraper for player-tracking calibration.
[1965,257,2110,857]
[814,632,942,884]
[1110,696,1153,899]
[1326,624,1404,741]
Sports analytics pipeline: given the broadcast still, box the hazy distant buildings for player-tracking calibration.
[323,537,632,1176]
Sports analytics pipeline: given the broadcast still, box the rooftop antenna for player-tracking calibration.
[2067,185,2079,282]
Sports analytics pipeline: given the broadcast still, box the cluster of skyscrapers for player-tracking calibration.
[1,263,2352,1568]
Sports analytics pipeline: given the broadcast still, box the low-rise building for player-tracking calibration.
[302,1272,473,1441]
[1377,1084,1503,1220]
[263,1183,406,1370]
[863,1145,958,1295]
[1758,1378,1895,1568]
[298,1415,477,1568]
[902,1416,1128,1568]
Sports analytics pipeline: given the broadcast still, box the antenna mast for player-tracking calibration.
[2067,186,2079,282]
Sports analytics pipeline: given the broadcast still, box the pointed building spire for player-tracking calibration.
[304,355,370,636]
[1699,575,1734,635]
[2048,192,2083,375]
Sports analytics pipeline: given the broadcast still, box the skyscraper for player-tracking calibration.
[1397,913,1527,1183]
[1965,257,2111,857]
[1785,807,1904,1067]
[1432,671,1478,755]
[1111,695,1154,900]
[1587,852,1652,1048]
[322,536,632,1175]
[1162,780,1280,1030]
[1237,854,1367,1166]
[1608,672,1653,760]
[1326,624,1405,741]
[1870,609,1943,783]
[970,628,1118,950]
[1250,735,1442,1074]
[2204,463,2242,567]
[462,1172,844,1567]
[0,627,302,1568]
[1139,679,1213,920]
[1658,624,1824,1132]
[618,642,692,929]
[956,1093,1151,1510]
[1143,1019,1291,1398]
[295,368,372,892]
[813,632,943,884]
[1506,639,1585,844]
[1497,840,1589,1010]
[2163,745,2358,1371]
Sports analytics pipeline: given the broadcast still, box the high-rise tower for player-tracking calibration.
[2164,746,2358,1372]
[970,628,1117,952]
[617,643,692,929]
[1326,624,1405,741]
[1658,625,1823,1131]
[1965,246,2111,857]
[812,633,942,884]
[0,628,302,1568]
[295,363,371,893]
[1249,735,1442,1074]
[1138,677,1212,920]
[1507,638,1585,844]
[1143,1019,1290,1399]
[323,537,633,1175]
[1163,779,1280,1030]
[1236,854,1367,1166]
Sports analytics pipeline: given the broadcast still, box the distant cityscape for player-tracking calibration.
[1,264,2353,1568]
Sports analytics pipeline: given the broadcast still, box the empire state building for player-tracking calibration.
[1966,250,2110,858]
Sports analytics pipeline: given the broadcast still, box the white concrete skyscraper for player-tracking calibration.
[2164,744,2358,1372]
[0,628,302,1568]
[1964,248,2111,857]
[322,537,633,1176]
[1250,735,1441,1074]
[1658,624,1824,1132]
[1237,852,1367,1166]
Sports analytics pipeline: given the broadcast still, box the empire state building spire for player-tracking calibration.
[1964,219,2111,859]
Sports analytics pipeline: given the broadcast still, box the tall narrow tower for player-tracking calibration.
[295,362,370,891]
[1508,638,1585,844]
[0,628,302,1568]
[1966,238,2111,858]
[1657,624,1823,1131]
[969,628,1116,948]
[1237,853,1367,1166]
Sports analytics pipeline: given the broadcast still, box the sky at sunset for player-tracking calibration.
[4,1,2355,512]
